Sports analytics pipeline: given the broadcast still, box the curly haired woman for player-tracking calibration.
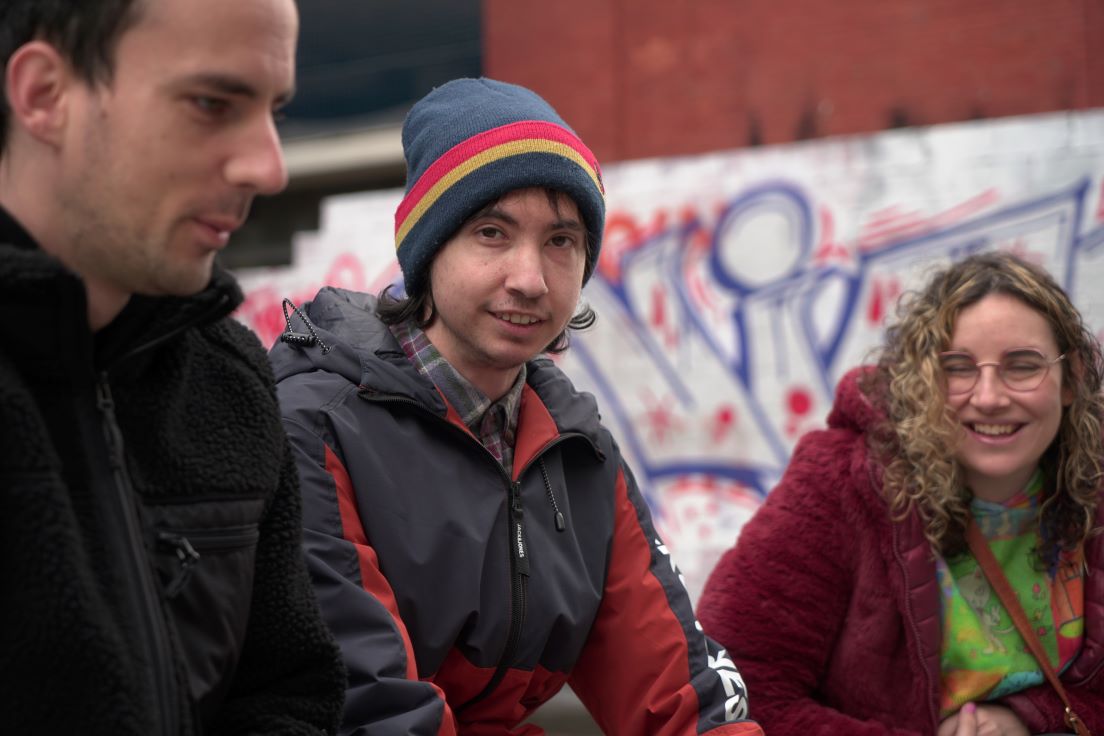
[699,252,1104,735]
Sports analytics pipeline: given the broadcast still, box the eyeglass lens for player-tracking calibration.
[940,349,1055,394]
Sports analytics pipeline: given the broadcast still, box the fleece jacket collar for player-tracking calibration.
[0,205,242,374]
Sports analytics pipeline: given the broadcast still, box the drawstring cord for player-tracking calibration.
[539,458,566,532]
[279,298,330,353]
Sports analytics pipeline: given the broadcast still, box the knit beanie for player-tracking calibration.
[394,77,605,295]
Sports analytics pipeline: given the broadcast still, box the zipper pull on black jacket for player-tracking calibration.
[510,482,530,577]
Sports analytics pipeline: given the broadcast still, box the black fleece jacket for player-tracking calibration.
[0,208,345,735]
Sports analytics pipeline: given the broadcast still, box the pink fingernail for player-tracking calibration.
[963,703,976,714]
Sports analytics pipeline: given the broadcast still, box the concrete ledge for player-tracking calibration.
[283,124,404,188]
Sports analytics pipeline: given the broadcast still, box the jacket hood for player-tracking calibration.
[268,286,607,444]
[825,366,885,435]
[268,287,442,408]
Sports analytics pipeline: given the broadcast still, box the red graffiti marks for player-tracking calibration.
[812,206,851,265]
[858,189,1000,252]
[1096,179,1104,223]
[324,252,371,292]
[661,475,760,545]
[650,285,667,332]
[640,389,684,446]
[1002,239,1048,268]
[649,284,682,349]
[783,386,814,438]
[684,225,724,327]
[235,250,386,347]
[866,275,902,327]
[710,404,738,444]
[598,209,669,284]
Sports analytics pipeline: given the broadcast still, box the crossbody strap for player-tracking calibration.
[965,518,1090,736]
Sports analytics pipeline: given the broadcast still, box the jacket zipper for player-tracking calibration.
[457,436,598,712]
[360,390,599,710]
[81,286,232,732]
[891,521,939,732]
[1067,548,1104,687]
[457,480,531,711]
[460,434,599,709]
[160,525,261,552]
[157,525,260,598]
[97,374,179,735]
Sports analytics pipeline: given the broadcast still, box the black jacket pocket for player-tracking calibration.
[145,497,266,724]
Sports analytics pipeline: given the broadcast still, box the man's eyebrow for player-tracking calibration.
[474,207,519,226]
[469,208,583,232]
[549,218,584,231]
[180,73,296,106]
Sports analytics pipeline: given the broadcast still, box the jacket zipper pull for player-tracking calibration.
[510,483,530,577]
[95,375,126,472]
[158,532,201,598]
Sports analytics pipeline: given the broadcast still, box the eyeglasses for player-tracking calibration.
[939,349,1065,395]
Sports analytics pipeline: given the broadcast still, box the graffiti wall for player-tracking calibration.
[237,109,1104,600]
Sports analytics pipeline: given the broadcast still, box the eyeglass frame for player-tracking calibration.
[938,348,1066,395]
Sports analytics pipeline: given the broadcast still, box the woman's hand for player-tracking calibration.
[938,703,1030,736]
[974,705,1029,736]
[939,703,978,736]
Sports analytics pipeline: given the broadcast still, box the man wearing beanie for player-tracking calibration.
[270,78,762,736]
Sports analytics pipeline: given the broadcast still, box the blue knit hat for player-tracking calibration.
[394,77,605,295]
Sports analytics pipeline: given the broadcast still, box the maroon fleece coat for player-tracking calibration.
[698,368,1104,735]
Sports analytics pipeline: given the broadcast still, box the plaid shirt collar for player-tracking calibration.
[390,317,526,474]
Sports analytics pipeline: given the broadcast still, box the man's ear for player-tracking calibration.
[5,41,74,148]
[420,287,436,326]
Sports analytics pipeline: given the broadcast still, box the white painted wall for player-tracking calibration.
[237,109,1104,600]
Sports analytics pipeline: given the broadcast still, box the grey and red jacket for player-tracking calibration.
[698,368,1104,735]
[271,287,762,736]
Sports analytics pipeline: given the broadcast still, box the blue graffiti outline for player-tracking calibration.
[820,178,1088,372]
[575,176,1096,509]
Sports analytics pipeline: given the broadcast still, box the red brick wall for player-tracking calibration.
[484,0,1103,163]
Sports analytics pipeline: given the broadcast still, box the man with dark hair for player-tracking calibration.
[0,0,346,733]
[271,77,762,735]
